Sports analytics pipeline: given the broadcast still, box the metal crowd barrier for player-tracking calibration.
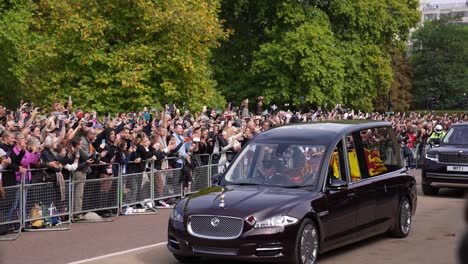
[23,168,72,232]
[121,159,157,215]
[1,152,222,240]
[0,170,22,241]
[185,154,211,196]
[155,167,183,202]
[72,163,120,222]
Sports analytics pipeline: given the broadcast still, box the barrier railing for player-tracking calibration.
[72,163,120,222]
[185,154,211,196]
[121,159,158,215]
[157,168,183,202]
[0,170,22,241]
[23,168,72,232]
[1,152,218,240]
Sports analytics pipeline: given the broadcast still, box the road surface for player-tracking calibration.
[0,170,466,264]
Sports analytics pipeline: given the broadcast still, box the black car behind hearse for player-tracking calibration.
[168,121,417,264]
[422,123,468,195]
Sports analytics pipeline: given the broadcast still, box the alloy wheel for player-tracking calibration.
[300,223,319,264]
[400,199,411,234]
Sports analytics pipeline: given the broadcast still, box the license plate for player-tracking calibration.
[447,166,468,172]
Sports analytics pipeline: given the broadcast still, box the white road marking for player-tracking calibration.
[67,242,168,264]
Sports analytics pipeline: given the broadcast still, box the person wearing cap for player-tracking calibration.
[427,124,446,145]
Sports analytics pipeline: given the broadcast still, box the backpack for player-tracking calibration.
[31,203,45,229]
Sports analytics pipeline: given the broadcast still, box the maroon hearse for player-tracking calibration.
[422,123,468,195]
[168,122,417,264]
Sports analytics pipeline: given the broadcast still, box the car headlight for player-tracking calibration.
[425,152,438,162]
[170,208,184,223]
[254,215,298,228]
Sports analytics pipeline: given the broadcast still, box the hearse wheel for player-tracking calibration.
[389,197,412,238]
[291,218,319,264]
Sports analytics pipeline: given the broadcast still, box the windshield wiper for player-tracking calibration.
[283,184,315,189]
[235,182,261,186]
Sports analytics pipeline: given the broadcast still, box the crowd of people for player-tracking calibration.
[0,96,466,231]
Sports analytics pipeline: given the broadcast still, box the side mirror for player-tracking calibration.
[211,173,223,185]
[329,179,348,190]
[433,138,441,145]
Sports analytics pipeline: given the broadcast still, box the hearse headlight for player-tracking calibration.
[254,215,298,228]
[170,208,184,223]
[425,152,438,162]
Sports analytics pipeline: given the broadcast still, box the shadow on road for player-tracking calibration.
[433,188,466,199]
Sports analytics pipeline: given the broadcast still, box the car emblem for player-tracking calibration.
[211,217,220,227]
[245,215,256,226]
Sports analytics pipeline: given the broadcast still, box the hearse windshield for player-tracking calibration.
[442,126,468,145]
[223,142,326,187]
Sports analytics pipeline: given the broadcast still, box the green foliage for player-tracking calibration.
[0,0,35,108]
[1,0,228,113]
[374,48,414,112]
[251,7,344,107]
[213,0,420,112]
[0,0,421,113]
[410,18,468,110]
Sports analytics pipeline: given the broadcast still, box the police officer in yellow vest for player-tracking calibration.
[427,124,445,145]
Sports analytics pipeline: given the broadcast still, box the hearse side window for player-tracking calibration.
[358,126,402,177]
[345,134,362,182]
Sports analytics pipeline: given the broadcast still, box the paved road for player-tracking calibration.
[0,170,466,264]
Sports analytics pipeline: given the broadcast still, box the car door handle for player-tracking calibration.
[347,193,355,198]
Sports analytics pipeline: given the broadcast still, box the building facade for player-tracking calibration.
[420,0,468,23]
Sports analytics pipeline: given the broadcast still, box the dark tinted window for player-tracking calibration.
[442,126,468,145]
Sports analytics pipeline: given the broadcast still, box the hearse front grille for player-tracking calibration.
[188,215,244,239]
[192,245,239,256]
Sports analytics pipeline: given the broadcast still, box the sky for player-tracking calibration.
[420,0,466,6]
[427,0,465,4]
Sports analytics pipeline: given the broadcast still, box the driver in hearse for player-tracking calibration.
[257,159,290,185]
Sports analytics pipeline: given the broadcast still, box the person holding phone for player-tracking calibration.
[94,130,117,218]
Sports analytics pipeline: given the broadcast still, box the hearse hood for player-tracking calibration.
[183,185,318,218]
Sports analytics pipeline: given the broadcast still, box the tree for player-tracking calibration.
[410,17,468,109]
[0,0,35,108]
[374,48,414,112]
[212,0,420,112]
[5,0,228,113]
